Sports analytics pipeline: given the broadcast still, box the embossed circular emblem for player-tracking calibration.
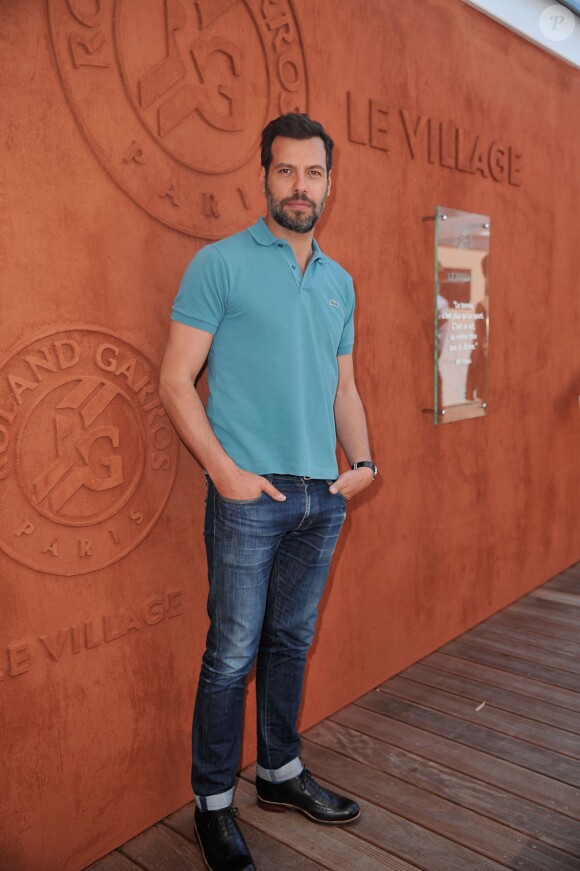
[0,328,179,576]
[47,0,309,239]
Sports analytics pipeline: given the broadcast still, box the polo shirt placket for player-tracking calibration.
[272,239,323,295]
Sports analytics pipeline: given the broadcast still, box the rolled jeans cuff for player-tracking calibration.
[195,787,235,812]
[256,757,303,783]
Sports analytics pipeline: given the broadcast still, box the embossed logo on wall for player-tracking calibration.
[0,328,179,575]
[47,0,309,239]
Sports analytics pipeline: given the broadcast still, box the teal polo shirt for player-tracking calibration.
[171,217,355,479]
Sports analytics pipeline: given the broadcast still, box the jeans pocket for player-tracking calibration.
[217,492,264,505]
[325,480,347,503]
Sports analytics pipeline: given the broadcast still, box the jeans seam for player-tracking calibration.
[296,478,310,529]
[198,483,217,798]
[263,554,282,772]
[209,483,219,790]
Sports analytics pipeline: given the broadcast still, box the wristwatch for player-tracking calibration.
[351,460,378,479]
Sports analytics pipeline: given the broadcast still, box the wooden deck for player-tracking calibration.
[86,563,580,871]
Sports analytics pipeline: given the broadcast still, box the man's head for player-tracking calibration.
[260,113,334,234]
[261,113,334,175]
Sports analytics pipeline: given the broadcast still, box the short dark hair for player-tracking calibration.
[260,113,334,174]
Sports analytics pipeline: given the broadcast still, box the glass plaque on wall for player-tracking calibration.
[434,206,490,423]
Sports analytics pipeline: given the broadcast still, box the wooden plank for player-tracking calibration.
[296,739,575,871]
[415,651,580,713]
[326,705,580,854]
[448,630,580,676]
[465,622,580,658]
[119,823,200,871]
[542,573,580,594]
[240,761,512,871]
[529,588,580,608]
[381,676,580,758]
[483,609,580,644]
[398,662,580,735]
[233,776,418,871]
[523,592,580,615]
[164,801,326,870]
[356,689,580,788]
[505,599,580,629]
[442,639,580,693]
[83,854,142,871]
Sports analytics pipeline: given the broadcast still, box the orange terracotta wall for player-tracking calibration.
[1,1,579,868]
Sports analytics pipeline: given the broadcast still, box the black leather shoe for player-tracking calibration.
[256,768,361,824]
[194,806,255,871]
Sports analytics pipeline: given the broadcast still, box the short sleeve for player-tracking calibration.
[337,278,355,356]
[171,244,229,335]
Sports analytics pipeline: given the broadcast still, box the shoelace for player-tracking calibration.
[300,769,326,800]
[213,806,240,838]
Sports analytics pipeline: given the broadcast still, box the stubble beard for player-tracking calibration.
[265,180,328,234]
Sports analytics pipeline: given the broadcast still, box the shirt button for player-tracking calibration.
[277,243,283,247]
[292,265,296,269]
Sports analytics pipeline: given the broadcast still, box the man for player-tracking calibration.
[160,113,376,871]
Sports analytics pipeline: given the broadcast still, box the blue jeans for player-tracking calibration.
[192,474,347,810]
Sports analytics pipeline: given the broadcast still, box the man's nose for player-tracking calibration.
[293,174,308,193]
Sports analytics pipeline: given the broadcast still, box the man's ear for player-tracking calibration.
[327,169,332,196]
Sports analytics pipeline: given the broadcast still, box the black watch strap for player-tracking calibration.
[352,460,377,478]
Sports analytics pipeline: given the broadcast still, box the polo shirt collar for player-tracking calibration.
[248,217,326,262]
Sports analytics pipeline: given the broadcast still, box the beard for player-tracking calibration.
[265,181,328,234]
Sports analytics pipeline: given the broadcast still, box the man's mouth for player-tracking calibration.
[284,199,314,208]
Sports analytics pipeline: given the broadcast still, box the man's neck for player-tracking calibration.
[264,214,315,273]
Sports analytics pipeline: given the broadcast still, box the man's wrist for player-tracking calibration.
[351,460,378,479]
[205,457,240,488]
